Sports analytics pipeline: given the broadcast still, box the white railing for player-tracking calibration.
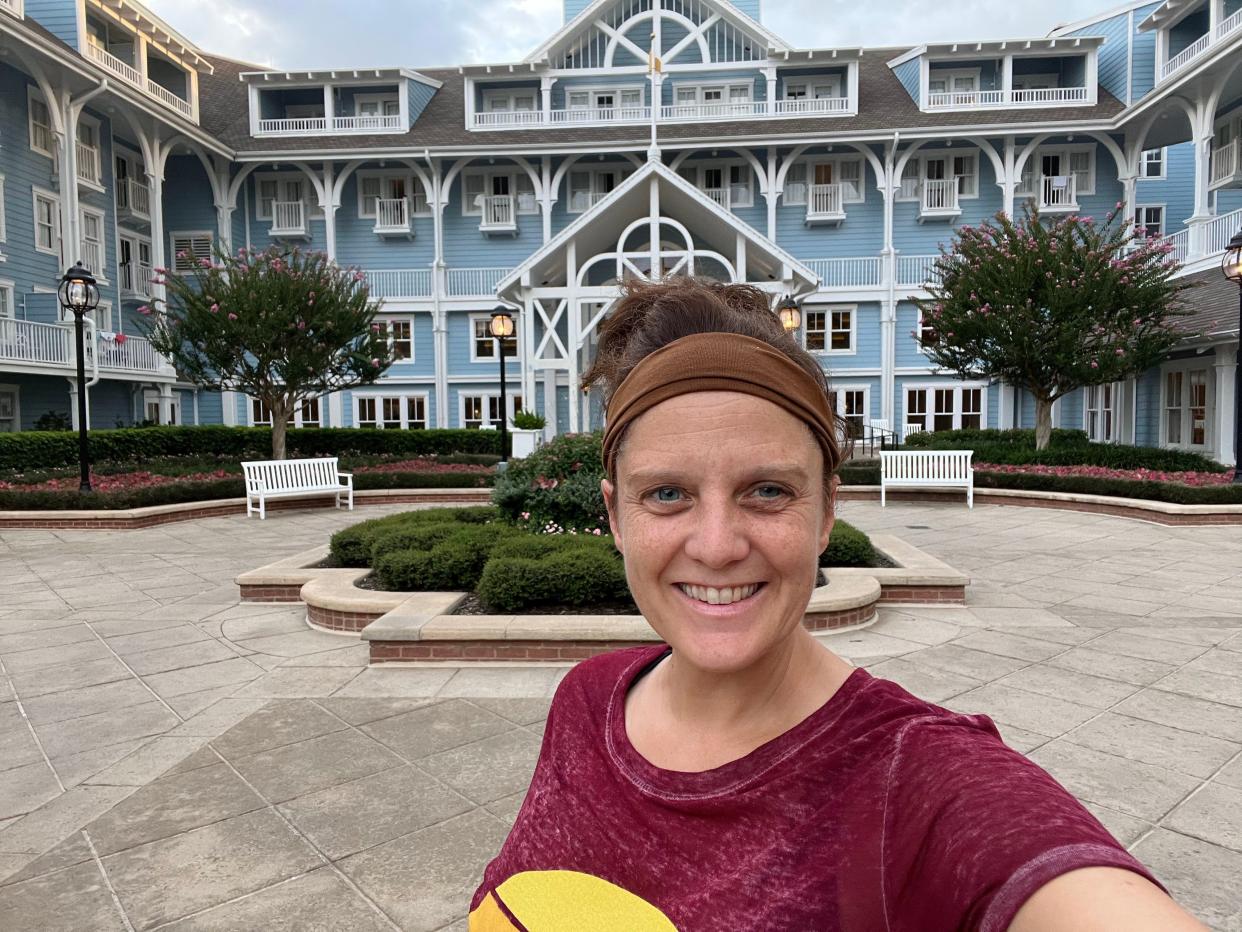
[80,238,103,277]
[662,101,764,121]
[927,89,1006,109]
[1210,140,1239,186]
[569,191,611,211]
[95,334,167,374]
[807,183,845,220]
[363,269,432,299]
[771,97,851,115]
[270,201,306,236]
[146,79,194,119]
[332,114,403,132]
[120,262,154,297]
[554,106,650,124]
[1163,228,1191,263]
[1009,86,1089,104]
[1040,174,1078,210]
[1160,32,1213,81]
[257,117,328,135]
[75,142,101,186]
[0,318,72,367]
[85,40,143,86]
[702,186,749,209]
[806,257,882,289]
[1219,6,1242,41]
[921,178,960,213]
[1204,207,1242,255]
[476,109,545,127]
[479,195,516,232]
[897,255,942,287]
[374,198,410,233]
[0,0,23,18]
[447,267,511,297]
[118,178,151,218]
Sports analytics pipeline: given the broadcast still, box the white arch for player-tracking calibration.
[893,140,927,181]
[601,9,710,68]
[669,147,767,195]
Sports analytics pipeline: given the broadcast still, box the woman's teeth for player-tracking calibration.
[678,583,760,605]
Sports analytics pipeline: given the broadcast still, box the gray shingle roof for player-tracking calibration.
[1175,266,1242,340]
[199,49,1127,155]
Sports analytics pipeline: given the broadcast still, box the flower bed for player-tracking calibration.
[974,462,1233,487]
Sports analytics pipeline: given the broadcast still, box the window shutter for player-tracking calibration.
[171,234,213,272]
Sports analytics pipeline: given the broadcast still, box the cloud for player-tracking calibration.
[145,0,1104,68]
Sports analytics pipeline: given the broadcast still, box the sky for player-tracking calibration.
[144,0,1112,70]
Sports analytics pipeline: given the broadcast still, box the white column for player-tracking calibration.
[1188,132,1215,257]
[765,147,779,241]
[540,77,556,124]
[158,383,174,425]
[540,156,554,243]
[221,390,238,426]
[543,369,557,439]
[147,169,166,306]
[1000,137,1017,218]
[1215,344,1237,466]
[880,152,897,425]
[323,84,334,129]
[1122,172,1138,233]
[67,379,80,430]
[998,383,1015,429]
[565,242,580,433]
[328,390,344,428]
[762,66,777,113]
[216,205,235,253]
[1001,55,1013,101]
[321,164,337,261]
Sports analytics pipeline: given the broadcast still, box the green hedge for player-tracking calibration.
[0,472,492,513]
[374,523,522,591]
[821,519,875,567]
[476,535,632,613]
[973,471,1242,505]
[328,506,498,566]
[492,432,608,533]
[0,426,504,472]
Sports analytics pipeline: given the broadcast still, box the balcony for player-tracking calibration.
[1,0,23,18]
[478,195,517,235]
[270,201,308,238]
[117,178,151,221]
[84,40,195,120]
[926,87,1088,109]
[0,318,172,377]
[805,257,882,290]
[255,114,403,136]
[700,185,749,211]
[374,198,412,236]
[1158,8,1242,82]
[919,179,960,221]
[76,142,102,187]
[469,96,850,129]
[120,262,154,297]
[1210,139,1240,189]
[805,183,846,226]
[360,267,513,300]
[1040,175,1078,212]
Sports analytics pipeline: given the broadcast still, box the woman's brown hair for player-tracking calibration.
[582,277,841,495]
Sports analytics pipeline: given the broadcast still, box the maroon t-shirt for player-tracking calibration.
[470,644,1162,931]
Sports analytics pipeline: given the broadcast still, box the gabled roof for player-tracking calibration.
[1138,0,1201,31]
[523,0,792,66]
[238,67,442,89]
[888,35,1105,68]
[496,159,818,298]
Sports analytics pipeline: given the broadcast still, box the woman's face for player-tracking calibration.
[602,391,834,675]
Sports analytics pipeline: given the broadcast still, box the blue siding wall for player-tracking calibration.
[446,310,522,379]
[406,78,438,127]
[441,163,542,268]
[892,59,920,103]
[335,170,434,271]
[563,0,762,23]
[1134,368,1161,445]
[1137,142,1195,229]
[23,0,79,49]
[1068,12,1128,102]
[814,300,880,372]
[1131,3,1161,100]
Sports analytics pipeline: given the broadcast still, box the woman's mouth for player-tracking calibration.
[675,582,766,607]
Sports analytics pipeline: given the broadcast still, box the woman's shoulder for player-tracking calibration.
[551,644,668,712]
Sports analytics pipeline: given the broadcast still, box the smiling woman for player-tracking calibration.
[468,278,1205,932]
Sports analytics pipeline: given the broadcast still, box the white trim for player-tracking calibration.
[827,381,873,432]
[1083,381,1123,444]
[901,381,989,432]
[352,391,429,430]
[0,175,6,244]
[468,312,520,363]
[32,187,61,257]
[0,279,15,319]
[377,316,415,362]
[249,395,324,428]
[0,382,20,434]
[458,389,524,429]
[1133,203,1166,238]
[26,86,54,159]
[78,204,108,282]
[1158,360,1214,451]
[1138,146,1167,180]
[254,172,322,222]
[802,302,858,356]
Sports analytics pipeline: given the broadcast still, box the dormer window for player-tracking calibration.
[485,90,538,113]
[356,95,400,118]
[784,78,842,101]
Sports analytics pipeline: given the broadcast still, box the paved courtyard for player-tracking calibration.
[0,501,1240,930]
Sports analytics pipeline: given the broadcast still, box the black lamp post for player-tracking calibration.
[58,262,101,493]
[1222,230,1242,484]
[777,294,801,334]
[489,307,515,464]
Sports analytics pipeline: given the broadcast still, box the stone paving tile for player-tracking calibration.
[51,740,146,789]
[279,644,371,667]
[231,666,362,699]
[1155,667,1242,710]
[103,808,323,930]
[333,667,457,698]
[142,657,264,699]
[361,699,515,760]
[233,630,351,658]
[436,667,562,699]
[89,615,196,639]
[125,639,242,676]
[0,832,93,887]
[1029,740,1200,822]
[164,697,268,739]
[0,859,127,931]
[0,624,96,656]
[86,737,211,788]
[161,867,393,931]
[229,729,404,805]
[103,625,214,657]
[211,701,348,760]
[339,809,510,932]
[1119,626,1240,648]
[1214,755,1242,791]
[466,698,552,727]
[866,658,984,704]
[1086,630,1209,665]
[164,684,244,718]
[20,678,155,726]
[946,683,1099,738]
[316,697,442,727]
[1062,713,1241,781]
[36,701,180,760]
[900,644,1029,682]
[1114,689,1242,744]
[88,762,268,857]
[1131,829,1242,931]
[0,785,133,858]
[0,762,61,821]
[7,657,133,699]
[867,611,962,646]
[948,630,1068,663]
[1081,802,1153,848]
[996,664,1140,710]
[278,763,474,860]
[485,791,527,826]
[0,710,43,774]
[1164,782,1242,854]
[1044,646,1179,687]
[417,730,542,806]
[0,639,112,675]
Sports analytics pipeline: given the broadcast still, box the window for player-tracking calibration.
[561,86,643,116]
[170,232,213,272]
[380,318,413,360]
[898,160,920,200]
[828,387,869,438]
[0,384,17,433]
[1140,148,1165,180]
[255,175,317,221]
[783,77,843,100]
[927,69,981,102]
[806,158,864,202]
[461,393,523,429]
[356,396,421,430]
[1084,383,1118,443]
[0,280,14,318]
[358,173,430,217]
[904,385,985,432]
[251,397,322,428]
[28,90,52,157]
[682,162,753,208]
[672,83,754,113]
[471,315,518,360]
[804,305,855,353]
[1133,205,1164,238]
[79,207,106,280]
[567,167,628,212]
[1162,366,1210,448]
[783,162,807,205]
[952,153,978,197]
[143,391,181,426]
[483,90,538,113]
[119,236,153,294]
[1017,146,1096,198]
[355,94,401,117]
[461,170,537,216]
[33,189,59,256]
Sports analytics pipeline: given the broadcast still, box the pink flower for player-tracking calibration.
[592,528,602,535]
[228,312,238,321]
[199,257,213,268]
[210,303,219,314]
[370,358,380,367]
[1115,348,1125,356]
[353,271,366,282]
[297,320,307,330]
[1090,361,1099,369]
[137,305,151,316]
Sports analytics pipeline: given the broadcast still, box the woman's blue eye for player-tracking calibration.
[652,487,681,503]
[755,485,787,499]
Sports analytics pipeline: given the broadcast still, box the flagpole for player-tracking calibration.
[647,31,660,162]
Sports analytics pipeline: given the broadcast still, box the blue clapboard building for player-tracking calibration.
[0,0,1239,464]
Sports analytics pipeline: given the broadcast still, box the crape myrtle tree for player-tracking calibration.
[141,245,395,459]
[914,205,1193,450]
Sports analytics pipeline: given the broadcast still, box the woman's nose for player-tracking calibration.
[682,500,750,568]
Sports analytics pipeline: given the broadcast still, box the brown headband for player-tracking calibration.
[600,332,840,481]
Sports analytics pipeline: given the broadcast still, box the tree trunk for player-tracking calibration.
[1034,395,1054,451]
[268,398,289,460]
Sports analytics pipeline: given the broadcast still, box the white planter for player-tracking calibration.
[510,428,542,459]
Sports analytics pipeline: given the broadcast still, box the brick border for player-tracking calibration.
[239,583,304,603]
[0,489,492,531]
[307,603,387,632]
[878,584,967,605]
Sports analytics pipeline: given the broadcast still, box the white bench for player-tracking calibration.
[880,450,974,508]
[241,457,353,520]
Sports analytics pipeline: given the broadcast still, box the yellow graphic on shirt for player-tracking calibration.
[470,870,678,931]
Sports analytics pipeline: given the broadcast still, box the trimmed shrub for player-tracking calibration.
[821,519,876,567]
[476,534,631,613]
[328,506,498,566]
[492,432,608,532]
[836,463,880,486]
[904,428,1088,449]
[0,426,503,472]
[373,522,522,590]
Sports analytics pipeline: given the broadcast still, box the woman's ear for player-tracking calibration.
[602,478,623,553]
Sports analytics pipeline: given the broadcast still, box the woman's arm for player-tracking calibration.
[1008,867,1208,931]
